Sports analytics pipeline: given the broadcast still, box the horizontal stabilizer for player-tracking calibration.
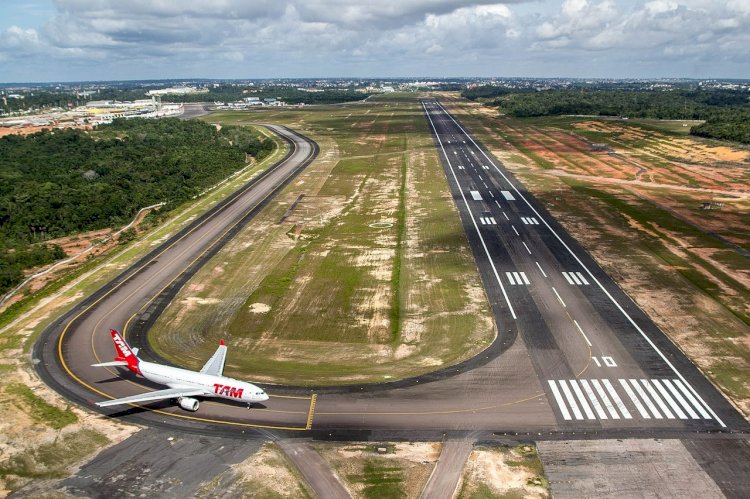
[96,387,207,407]
[91,361,129,367]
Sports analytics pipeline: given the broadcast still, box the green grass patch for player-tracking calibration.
[5,383,78,429]
[0,429,108,483]
[348,458,405,499]
[390,154,407,344]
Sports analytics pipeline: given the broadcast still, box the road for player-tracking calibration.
[34,103,748,438]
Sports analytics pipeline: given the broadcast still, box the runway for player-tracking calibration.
[34,104,748,437]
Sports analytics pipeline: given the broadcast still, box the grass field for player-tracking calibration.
[313,441,440,499]
[443,95,750,417]
[149,95,495,385]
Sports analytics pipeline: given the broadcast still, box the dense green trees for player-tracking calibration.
[0,118,275,295]
[462,87,750,144]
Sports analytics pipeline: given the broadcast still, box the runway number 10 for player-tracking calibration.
[592,356,617,367]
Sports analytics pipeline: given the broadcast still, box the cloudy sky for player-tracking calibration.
[1,0,748,82]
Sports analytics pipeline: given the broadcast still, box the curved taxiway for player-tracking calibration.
[34,110,747,438]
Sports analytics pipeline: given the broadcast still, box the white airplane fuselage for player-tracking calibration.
[139,361,269,404]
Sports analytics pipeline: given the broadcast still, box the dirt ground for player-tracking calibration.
[314,441,441,498]
[443,96,750,417]
[458,445,549,498]
[0,123,90,138]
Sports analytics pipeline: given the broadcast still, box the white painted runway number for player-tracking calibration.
[593,356,617,367]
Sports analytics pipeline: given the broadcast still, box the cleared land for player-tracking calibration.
[0,126,287,494]
[442,94,750,417]
[457,444,549,499]
[149,95,495,385]
[313,441,441,498]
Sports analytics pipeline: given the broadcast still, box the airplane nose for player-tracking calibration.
[261,392,269,402]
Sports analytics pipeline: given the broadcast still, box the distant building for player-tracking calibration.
[147,86,205,96]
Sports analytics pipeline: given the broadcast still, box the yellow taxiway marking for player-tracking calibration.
[305,393,317,430]
[56,131,321,431]
[315,392,544,417]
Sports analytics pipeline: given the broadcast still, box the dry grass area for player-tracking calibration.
[197,442,312,498]
[313,441,441,498]
[150,96,494,385]
[457,445,549,499]
[0,359,136,494]
[0,129,289,495]
[443,95,750,417]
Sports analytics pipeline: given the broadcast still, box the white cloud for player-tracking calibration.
[0,1,748,80]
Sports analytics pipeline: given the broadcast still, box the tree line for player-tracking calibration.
[462,86,750,144]
[0,118,275,295]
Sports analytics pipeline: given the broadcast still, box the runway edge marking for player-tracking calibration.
[435,100,727,428]
[422,101,517,320]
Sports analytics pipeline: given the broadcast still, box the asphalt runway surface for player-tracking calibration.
[34,103,748,439]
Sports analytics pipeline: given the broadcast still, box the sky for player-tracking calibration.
[0,0,748,82]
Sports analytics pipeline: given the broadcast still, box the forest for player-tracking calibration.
[0,118,274,295]
[462,86,750,144]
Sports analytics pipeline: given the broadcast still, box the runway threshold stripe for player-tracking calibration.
[506,272,516,285]
[520,272,530,285]
[490,217,497,225]
[570,380,596,419]
[570,272,583,285]
[558,380,584,420]
[662,379,699,419]
[591,379,619,419]
[629,379,663,418]
[562,272,575,285]
[548,381,571,420]
[641,379,674,419]
[575,272,589,285]
[652,379,687,419]
[438,100,725,428]
[673,379,712,419]
[579,380,607,419]
[619,379,650,419]
[603,379,631,419]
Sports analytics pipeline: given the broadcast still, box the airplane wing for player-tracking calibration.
[96,387,207,407]
[200,340,227,376]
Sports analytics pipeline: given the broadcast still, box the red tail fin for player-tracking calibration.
[110,329,140,375]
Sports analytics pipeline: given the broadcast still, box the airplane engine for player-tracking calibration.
[177,397,200,411]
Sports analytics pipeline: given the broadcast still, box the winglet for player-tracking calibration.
[220,339,225,346]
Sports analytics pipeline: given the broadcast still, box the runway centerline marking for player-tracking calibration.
[423,102,516,319]
[535,261,548,278]
[551,287,566,307]
[433,101,726,428]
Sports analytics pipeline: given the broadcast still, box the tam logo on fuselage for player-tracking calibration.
[213,383,243,399]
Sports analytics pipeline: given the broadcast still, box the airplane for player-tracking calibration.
[92,329,269,412]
